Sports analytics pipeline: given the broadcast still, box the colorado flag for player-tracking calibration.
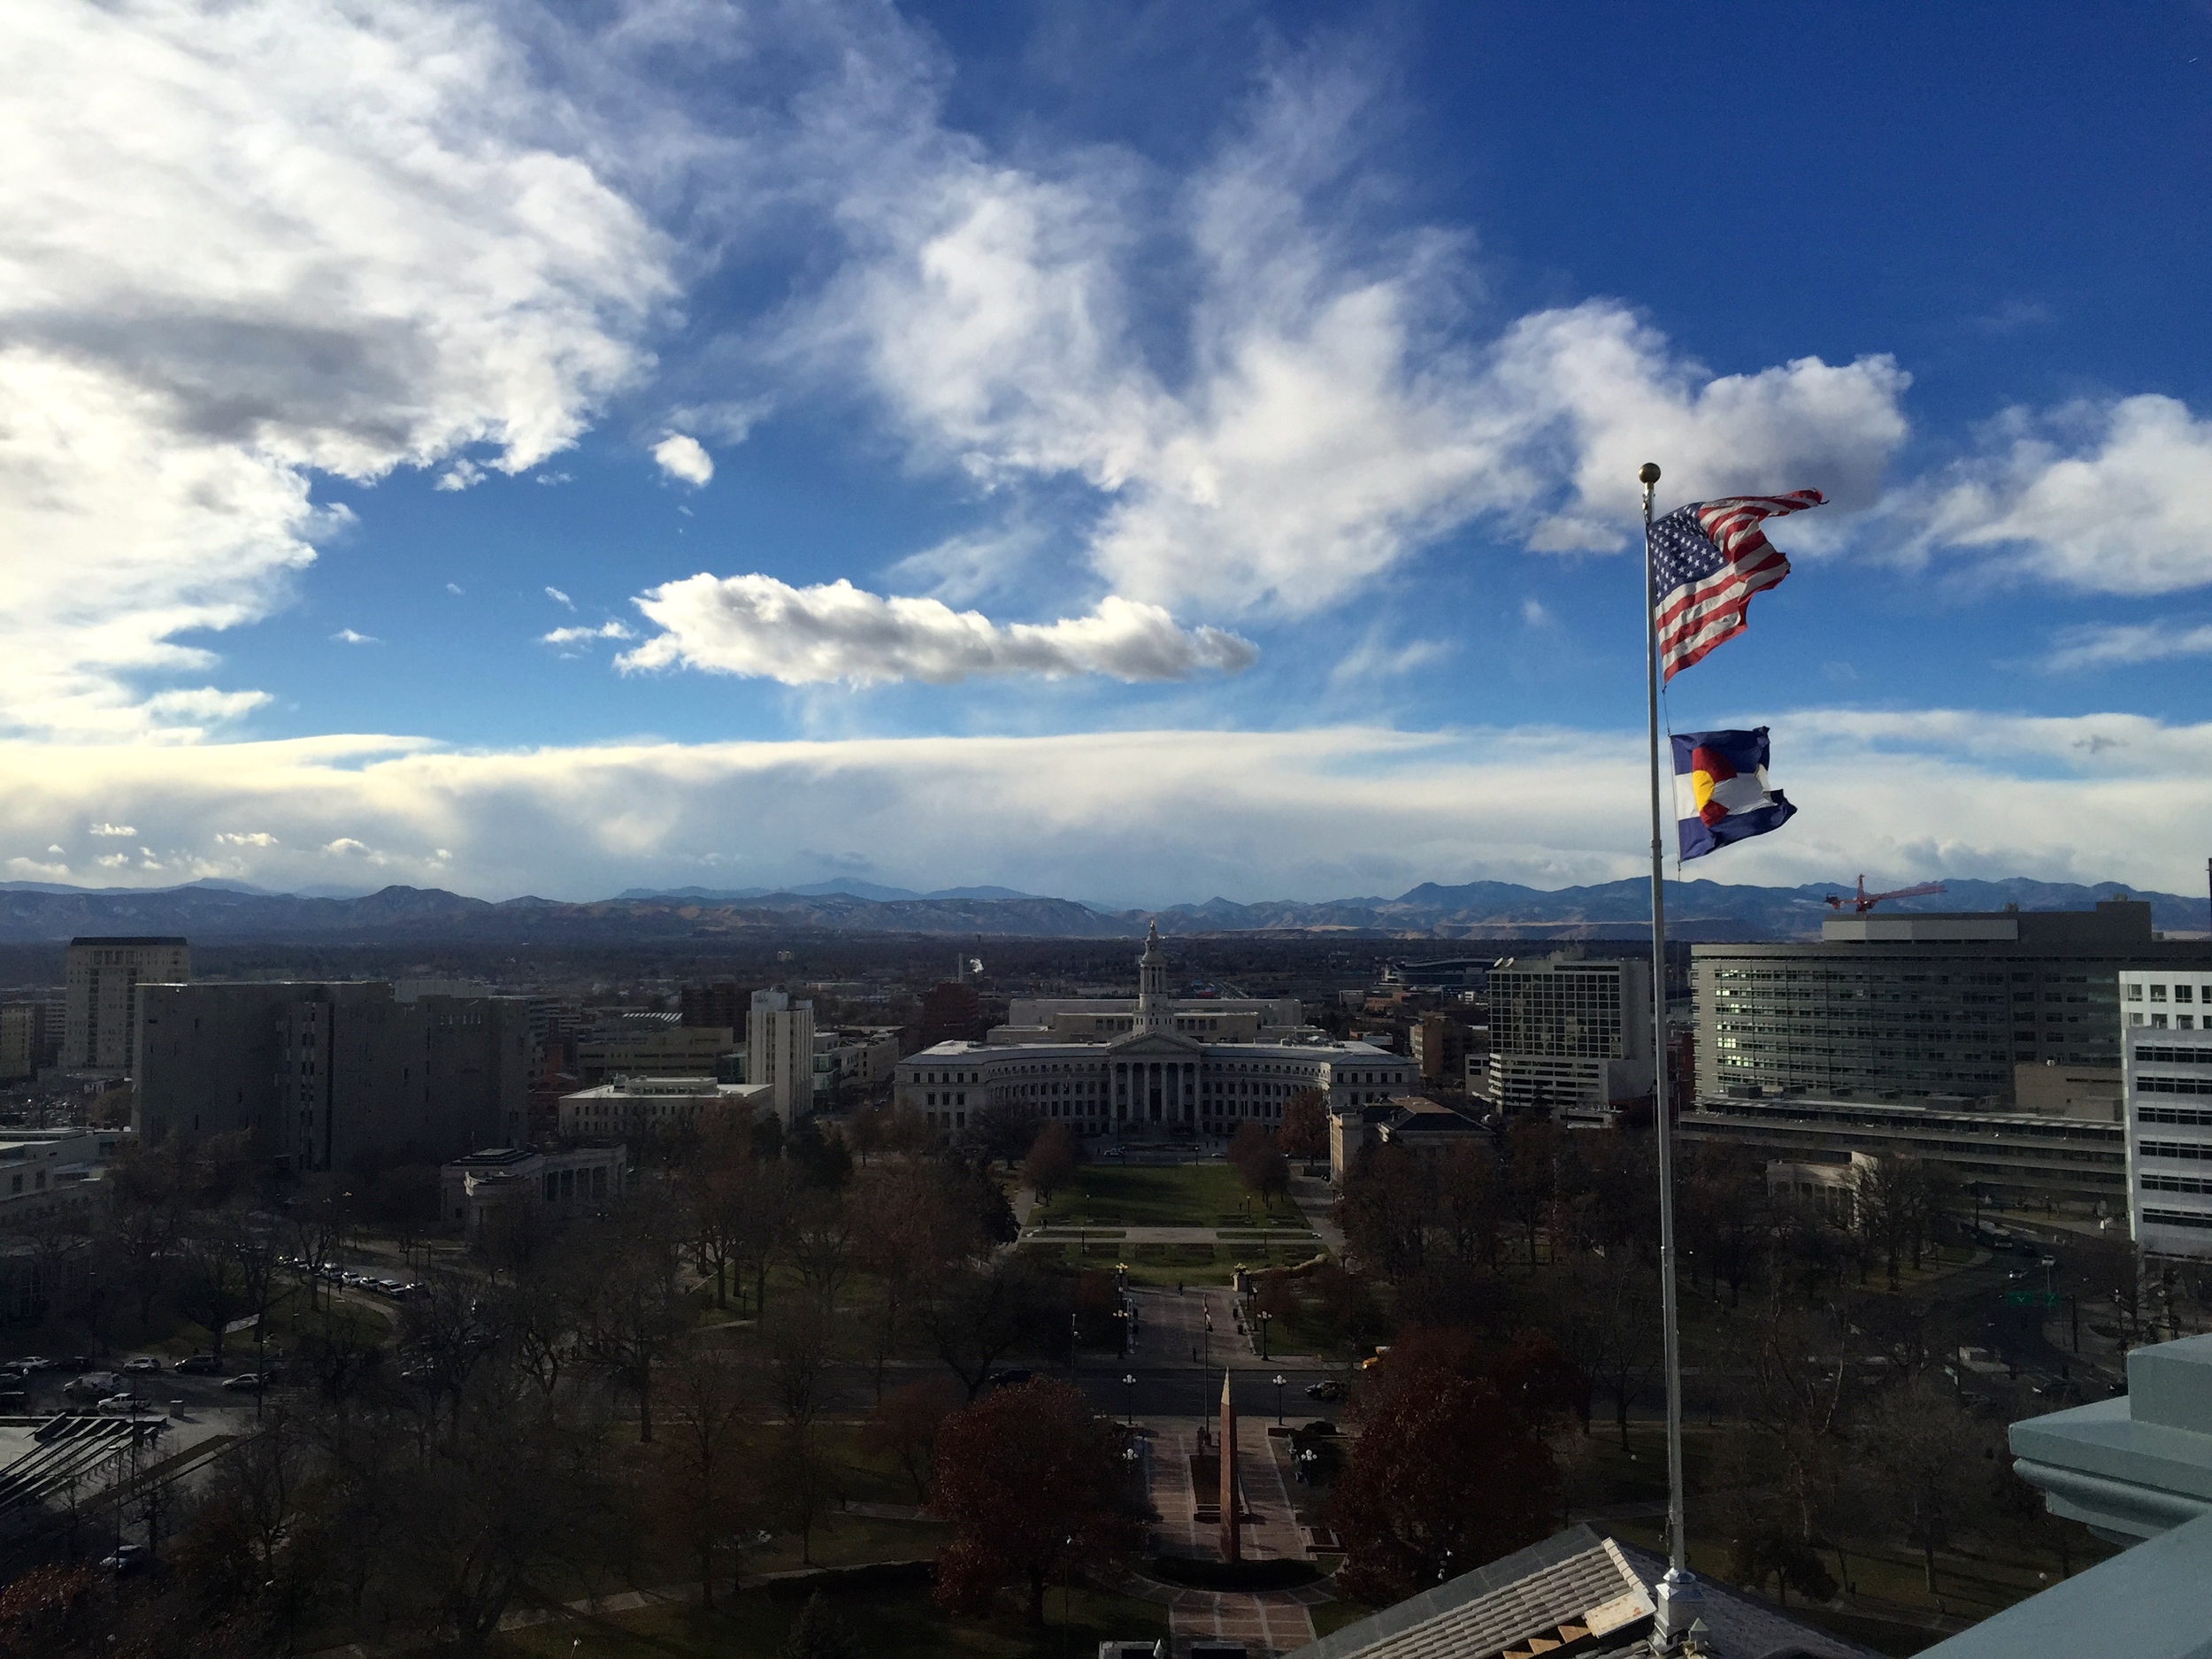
[1671,727,1796,861]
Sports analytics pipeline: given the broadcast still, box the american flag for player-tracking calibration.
[1649,489,1824,680]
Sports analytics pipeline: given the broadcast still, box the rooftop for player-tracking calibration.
[1287,1525,1870,1659]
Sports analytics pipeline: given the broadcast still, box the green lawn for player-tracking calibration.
[1019,1236,1325,1286]
[1031,1164,1296,1229]
[488,1581,1169,1659]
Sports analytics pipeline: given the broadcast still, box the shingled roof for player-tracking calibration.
[1286,1526,1877,1659]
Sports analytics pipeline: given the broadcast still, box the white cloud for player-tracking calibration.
[435,460,487,493]
[620,576,1258,685]
[546,587,576,610]
[0,0,672,737]
[215,831,278,847]
[1890,395,2212,594]
[785,59,1909,619]
[89,822,136,837]
[541,621,636,648]
[0,711,2206,903]
[2044,618,2212,672]
[1521,598,1550,627]
[332,628,380,646]
[651,433,714,486]
[447,583,465,596]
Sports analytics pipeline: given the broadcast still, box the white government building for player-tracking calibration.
[894,922,1417,1140]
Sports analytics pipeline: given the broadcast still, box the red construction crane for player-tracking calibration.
[1824,874,1947,913]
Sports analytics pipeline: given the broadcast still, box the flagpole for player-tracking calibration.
[1640,461,1698,1646]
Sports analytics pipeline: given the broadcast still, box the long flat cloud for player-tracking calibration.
[620,577,1256,685]
[3,710,2207,904]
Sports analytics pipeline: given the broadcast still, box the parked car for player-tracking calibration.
[173,1354,223,1375]
[63,1372,126,1402]
[96,1394,140,1414]
[122,1356,162,1373]
[1305,1379,1347,1402]
[100,1544,149,1575]
[220,1373,268,1393]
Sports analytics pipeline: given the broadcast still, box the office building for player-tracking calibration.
[920,979,985,1046]
[749,988,817,1125]
[2119,965,2212,1259]
[1694,898,2212,1107]
[557,1076,772,1139]
[65,936,189,1075]
[680,979,748,1031]
[1483,952,1654,1127]
[1679,1092,2126,1210]
[574,1013,733,1085]
[895,924,1415,1138]
[0,1127,131,1224]
[1409,1014,1471,1087]
[0,1004,47,1084]
[135,981,528,1170]
[813,1026,901,1098]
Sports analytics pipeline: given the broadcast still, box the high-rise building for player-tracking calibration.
[135,981,528,1169]
[2120,964,2212,1260]
[919,979,985,1047]
[680,979,748,1031]
[1693,899,2212,1107]
[65,936,188,1074]
[1483,952,1655,1127]
[1410,1014,1471,1087]
[749,988,816,1126]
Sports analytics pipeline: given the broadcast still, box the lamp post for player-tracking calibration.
[1272,1372,1286,1425]
[1113,1308,1129,1356]
[1122,1371,1136,1427]
[1257,1310,1273,1361]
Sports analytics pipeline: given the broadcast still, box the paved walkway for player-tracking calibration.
[1134,1416,1321,1656]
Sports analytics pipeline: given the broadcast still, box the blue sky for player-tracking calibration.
[6,1,2212,904]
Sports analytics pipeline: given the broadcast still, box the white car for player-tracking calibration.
[96,1394,139,1414]
[121,1356,162,1373]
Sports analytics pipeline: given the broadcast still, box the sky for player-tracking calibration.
[6,0,2212,907]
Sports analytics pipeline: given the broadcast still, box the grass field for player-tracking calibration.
[1029,1164,1301,1229]
[1019,1235,1324,1286]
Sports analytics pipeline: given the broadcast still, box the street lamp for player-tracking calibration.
[1257,1310,1273,1361]
[1113,1308,1129,1356]
[1272,1373,1286,1424]
[1122,1371,1137,1427]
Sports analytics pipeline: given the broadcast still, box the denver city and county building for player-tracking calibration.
[894,922,1415,1137]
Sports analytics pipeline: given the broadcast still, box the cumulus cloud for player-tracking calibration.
[1889,396,2212,593]
[0,0,672,737]
[215,831,278,847]
[2043,618,2212,672]
[651,433,713,486]
[785,58,1910,618]
[331,628,380,646]
[620,575,1257,685]
[0,712,2207,903]
[89,823,136,837]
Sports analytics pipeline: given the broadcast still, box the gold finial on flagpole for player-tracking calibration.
[1639,462,1661,486]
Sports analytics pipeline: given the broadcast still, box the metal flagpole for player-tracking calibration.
[1640,461,1700,1647]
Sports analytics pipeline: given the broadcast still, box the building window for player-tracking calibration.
[2151,986,2168,1002]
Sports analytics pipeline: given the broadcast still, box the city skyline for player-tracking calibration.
[7,3,2212,902]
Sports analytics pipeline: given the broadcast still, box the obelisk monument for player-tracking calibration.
[1217,1368,1241,1563]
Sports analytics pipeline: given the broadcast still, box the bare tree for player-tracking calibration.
[657,1348,756,1607]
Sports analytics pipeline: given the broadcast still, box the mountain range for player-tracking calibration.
[0,874,2202,946]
